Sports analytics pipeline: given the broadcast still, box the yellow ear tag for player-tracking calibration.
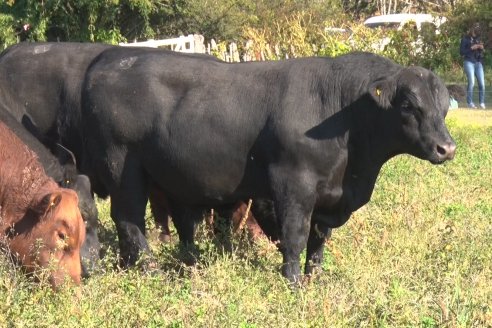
[376,88,381,96]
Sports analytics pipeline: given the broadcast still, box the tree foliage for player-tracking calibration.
[0,0,491,80]
[0,0,166,44]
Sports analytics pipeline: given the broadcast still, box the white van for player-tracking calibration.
[363,14,446,31]
[363,13,446,51]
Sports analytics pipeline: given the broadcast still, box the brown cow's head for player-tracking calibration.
[8,189,85,288]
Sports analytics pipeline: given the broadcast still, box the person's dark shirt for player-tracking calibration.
[460,35,484,63]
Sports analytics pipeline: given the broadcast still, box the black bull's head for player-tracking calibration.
[369,66,456,164]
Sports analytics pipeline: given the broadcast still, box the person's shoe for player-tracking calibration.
[469,103,477,109]
[480,103,486,109]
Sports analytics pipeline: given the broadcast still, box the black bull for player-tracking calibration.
[81,48,455,282]
[0,44,455,282]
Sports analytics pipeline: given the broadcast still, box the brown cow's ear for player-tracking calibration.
[36,192,63,218]
[369,79,396,110]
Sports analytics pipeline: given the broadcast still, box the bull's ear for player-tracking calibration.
[369,79,396,110]
[36,192,63,218]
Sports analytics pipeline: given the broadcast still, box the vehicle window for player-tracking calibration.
[365,22,400,30]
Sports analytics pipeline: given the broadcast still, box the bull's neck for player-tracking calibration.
[346,105,401,204]
[352,103,400,163]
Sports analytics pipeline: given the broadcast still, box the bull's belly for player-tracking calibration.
[143,151,270,205]
[138,121,270,204]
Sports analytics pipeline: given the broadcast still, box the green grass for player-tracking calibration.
[1,109,491,327]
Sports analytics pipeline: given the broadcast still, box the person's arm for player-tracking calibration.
[460,36,471,57]
[472,38,484,50]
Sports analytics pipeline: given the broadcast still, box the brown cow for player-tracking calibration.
[149,183,268,242]
[0,121,85,288]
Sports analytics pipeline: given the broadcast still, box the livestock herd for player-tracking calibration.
[0,42,455,289]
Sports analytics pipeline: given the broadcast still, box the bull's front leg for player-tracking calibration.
[305,207,352,275]
[112,193,150,267]
[304,214,332,275]
[109,157,151,267]
[273,191,314,284]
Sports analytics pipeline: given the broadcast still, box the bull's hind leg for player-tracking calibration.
[148,185,172,243]
[304,217,332,275]
[109,157,151,268]
[169,203,202,265]
[170,204,198,245]
[250,198,280,242]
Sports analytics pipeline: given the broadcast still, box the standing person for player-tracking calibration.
[460,23,486,109]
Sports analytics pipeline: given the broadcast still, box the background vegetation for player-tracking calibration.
[0,110,491,327]
[1,0,492,83]
[0,1,491,326]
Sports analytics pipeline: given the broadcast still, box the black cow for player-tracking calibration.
[0,105,100,276]
[0,42,112,176]
[80,49,455,282]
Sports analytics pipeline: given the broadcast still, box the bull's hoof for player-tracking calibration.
[304,262,322,277]
[138,258,162,275]
[81,261,98,279]
[177,244,199,266]
[118,247,152,269]
[281,262,302,286]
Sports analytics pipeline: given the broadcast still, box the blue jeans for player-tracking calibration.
[464,60,485,105]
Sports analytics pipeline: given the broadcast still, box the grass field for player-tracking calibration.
[1,109,491,327]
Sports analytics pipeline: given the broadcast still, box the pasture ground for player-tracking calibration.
[0,109,491,327]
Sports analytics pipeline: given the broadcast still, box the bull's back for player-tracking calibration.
[83,47,334,142]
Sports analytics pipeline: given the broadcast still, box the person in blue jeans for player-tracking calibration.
[460,23,485,109]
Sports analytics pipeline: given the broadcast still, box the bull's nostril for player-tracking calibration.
[437,145,446,156]
[436,143,456,160]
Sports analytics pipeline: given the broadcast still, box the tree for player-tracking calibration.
[0,0,166,47]
[0,0,491,82]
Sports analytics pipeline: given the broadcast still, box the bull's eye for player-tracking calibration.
[58,232,66,241]
[400,100,413,112]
